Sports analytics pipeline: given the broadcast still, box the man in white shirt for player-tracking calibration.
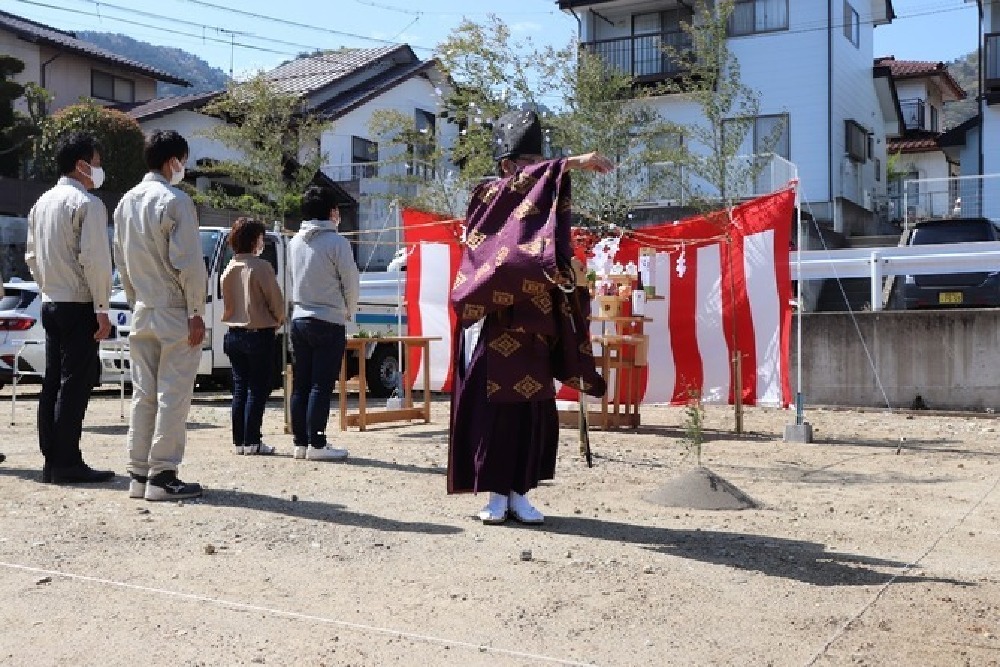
[113,130,207,501]
[25,132,114,484]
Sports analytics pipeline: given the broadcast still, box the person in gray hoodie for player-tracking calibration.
[288,185,359,461]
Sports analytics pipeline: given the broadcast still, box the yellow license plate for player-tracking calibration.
[939,292,963,305]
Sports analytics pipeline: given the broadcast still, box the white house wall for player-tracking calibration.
[137,110,244,167]
[829,0,884,213]
[897,151,955,218]
[319,75,457,269]
[0,30,41,115]
[581,1,887,224]
[728,1,833,207]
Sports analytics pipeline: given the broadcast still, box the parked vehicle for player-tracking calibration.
[103,227,408,397]
[0,279,43,388]
[1,279,123,388]
[902,218,1000,309]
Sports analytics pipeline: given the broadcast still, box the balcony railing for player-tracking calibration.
[635,153,797,207]
[899,98,926,132]
[582,30,693,82]
[986,33,1000,96]
[324,159,437,196]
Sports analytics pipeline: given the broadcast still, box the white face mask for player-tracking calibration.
[254,237,265,256]
[83,162,105,189]
[169,158,185,186]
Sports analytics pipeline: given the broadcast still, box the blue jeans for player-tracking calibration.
[224,327,275,447]
[290,318,346,447]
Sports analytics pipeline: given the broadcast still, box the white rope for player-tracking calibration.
[801,201,893,410]
[803,474,1000,666]
[359,201,401,273]
[0,560,599,667]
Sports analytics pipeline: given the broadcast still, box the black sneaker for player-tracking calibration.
[144,470,203,502]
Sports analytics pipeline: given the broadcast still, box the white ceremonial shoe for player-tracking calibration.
[509,491,544,525]
[477,493,509,525]
[305,446,349,461]
[293,446,307,459]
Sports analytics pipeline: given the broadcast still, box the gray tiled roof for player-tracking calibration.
[113,91,222,121]
[266,45,410,97]
[314,60,438,120]
[0,10,189,86]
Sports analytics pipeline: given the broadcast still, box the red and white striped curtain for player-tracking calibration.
[401,186,795,406]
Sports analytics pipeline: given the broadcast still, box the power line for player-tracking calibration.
[172,0,435,52]
[12,0,303,56]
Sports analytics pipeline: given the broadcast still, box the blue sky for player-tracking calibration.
[3,0,980,76]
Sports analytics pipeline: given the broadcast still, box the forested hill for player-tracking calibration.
[76,31,229,96]
[945,50,977,130]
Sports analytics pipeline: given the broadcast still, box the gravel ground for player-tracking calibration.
[0,386,998,667]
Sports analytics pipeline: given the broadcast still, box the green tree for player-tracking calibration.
[664,0,783,209]
[201,73,329,227]
[547,47,682,229]
[32,99,145,191]
[370,16,681,225]
[369,16,556,217]
[0,55,49,177]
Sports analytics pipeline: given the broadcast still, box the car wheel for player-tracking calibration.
[365,344,400,399]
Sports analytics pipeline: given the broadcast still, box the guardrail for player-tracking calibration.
[791,241,1000,311]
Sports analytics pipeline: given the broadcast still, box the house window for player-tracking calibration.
[351,136,378,179]
[728,0,789,36]
[408,108,436,179]
[843,1,860,48]
[845,120,868,162]
[722,114,790,158]
[875,158,881,182]
[91,70,135,103]
[930,105,939,133]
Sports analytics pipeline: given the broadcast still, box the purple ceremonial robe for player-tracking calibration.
[447,159,605,495]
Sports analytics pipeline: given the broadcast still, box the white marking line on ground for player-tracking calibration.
[803,474,1000,666]
[0,561,598,667]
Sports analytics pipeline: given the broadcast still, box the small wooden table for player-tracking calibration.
[339,336,440,431]
[559,314,651,431]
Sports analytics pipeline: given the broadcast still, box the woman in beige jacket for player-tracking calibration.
[220,218,285,455]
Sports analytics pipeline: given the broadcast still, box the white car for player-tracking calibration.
[0,280,45,388]
[0,279,127,388]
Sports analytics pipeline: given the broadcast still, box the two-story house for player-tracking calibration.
[0,9,188,113]
[560,0,896,236]
[115,45,454,269]
[265,45,456,269]
[874,57,965,222]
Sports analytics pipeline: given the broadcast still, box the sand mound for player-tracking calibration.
[645,466,759,510]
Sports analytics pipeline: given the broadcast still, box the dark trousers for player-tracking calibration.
[224,327,275,447]
[290,318,346,447]
[38,302,99,467]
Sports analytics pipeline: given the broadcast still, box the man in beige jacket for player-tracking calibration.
[113,130,206,501]
[25,131,114,484]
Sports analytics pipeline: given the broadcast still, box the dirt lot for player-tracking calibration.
[0,386,998,667]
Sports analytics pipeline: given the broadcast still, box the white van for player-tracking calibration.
[103,226,408,397]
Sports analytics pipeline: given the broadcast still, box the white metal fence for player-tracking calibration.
[901,174,1000,228]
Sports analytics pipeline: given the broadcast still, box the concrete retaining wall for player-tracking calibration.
[794,309,1000,411]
